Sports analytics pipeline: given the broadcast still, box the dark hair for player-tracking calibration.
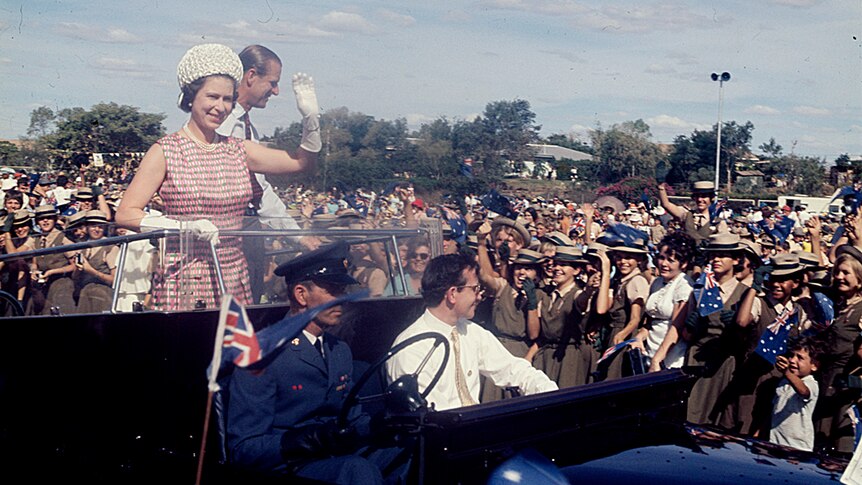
[4,190,23,205]
[421,253,479,307]
[788,336,822,366]
[525,207,538,222]
[56,175,68,187]
[657,231,697,266]
[178,74,237,113]
[238,45,282,75]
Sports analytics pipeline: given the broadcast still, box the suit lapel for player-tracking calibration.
[291,337,328,375]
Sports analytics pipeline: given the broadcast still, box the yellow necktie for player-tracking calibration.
[451,328,476,406]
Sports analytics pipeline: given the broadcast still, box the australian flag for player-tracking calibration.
[481,189,517,219]
[754,306,799,365]
[804,291,834,336]
[757,216,795,244]
[694,264,723,317]
[605,221,649,246]
[708,198,728,225]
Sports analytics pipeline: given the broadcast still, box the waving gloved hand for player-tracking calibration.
[292,72,321,153]
[140,214,220,246]
[522,278,539,310]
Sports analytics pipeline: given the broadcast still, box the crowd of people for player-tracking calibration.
[2,40,861,482]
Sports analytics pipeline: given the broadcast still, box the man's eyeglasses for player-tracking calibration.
[455,284,485,298]
[410,253,430,261]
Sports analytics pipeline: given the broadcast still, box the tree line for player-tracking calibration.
[5,100,848,201]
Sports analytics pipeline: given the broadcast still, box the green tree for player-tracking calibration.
[590,119,664,184]
[765,155,828,195]
[49,103,165,153]
[27,106,56,139]
[474,99,540,178]
[758,137,783,159]
[667,120,755,188]
[0,141,19,164]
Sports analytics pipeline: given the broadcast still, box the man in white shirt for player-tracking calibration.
[386,253,558,411]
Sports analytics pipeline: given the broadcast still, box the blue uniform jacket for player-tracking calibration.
[227,332,356,473]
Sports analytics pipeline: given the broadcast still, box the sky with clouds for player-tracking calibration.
[1,0,859,160]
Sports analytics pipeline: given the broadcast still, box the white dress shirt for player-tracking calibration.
[217,106,302,232]
[386,309,558,411]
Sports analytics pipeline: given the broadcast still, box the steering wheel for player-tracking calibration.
[338,331,449,429]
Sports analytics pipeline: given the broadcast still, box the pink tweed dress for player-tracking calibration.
[152,132,253,310]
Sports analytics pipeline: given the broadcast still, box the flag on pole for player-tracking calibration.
[206,291,369,391]
[596,339,637,366]
[754,306,798,365]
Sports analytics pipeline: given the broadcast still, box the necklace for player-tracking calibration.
[182,124,220,152]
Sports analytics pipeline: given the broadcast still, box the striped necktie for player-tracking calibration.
[451,328,477,406]
[240,112,264,210]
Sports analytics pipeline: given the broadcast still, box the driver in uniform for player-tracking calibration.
[226,242,407,484]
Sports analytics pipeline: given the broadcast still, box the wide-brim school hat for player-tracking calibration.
[541,231,573,247]
[35,204,59,219]
[491,217,532,246]
[12,209,32,227]
[84,210,109,225]
[553,246,588,264]
[739,239,762,268]
[768,253,805,277]
[836,244,862,267]
[691,181,716,197]
[701,232,745,252]
[510,248,547,266]
[605,236,649,254]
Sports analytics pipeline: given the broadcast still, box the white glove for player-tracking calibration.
[292,72,321,153]
[140,214,220,246]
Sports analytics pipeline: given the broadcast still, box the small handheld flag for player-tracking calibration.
[694,264,723,317]
[596,339,637,366]
[754,306,798,365]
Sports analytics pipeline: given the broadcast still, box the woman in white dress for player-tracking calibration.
[634,232,697,370]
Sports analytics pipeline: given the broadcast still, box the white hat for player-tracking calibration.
[177,43,243,91]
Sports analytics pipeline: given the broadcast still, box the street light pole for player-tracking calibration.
[711,71,731,195]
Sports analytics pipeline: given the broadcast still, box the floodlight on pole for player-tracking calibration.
[711,71,731,194]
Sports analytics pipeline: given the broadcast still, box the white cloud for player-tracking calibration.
[0,57,11,64]
[745,104,780,115]
[318,11,378,35]
[793,105,831,116]
[377,9,416,27]
[90,57,151,73]
[646,114,707,131]
[55,22,141,43]
[405,113,435,127]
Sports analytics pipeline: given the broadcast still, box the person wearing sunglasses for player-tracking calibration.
[383,238,431,297]
[387,253,557,411]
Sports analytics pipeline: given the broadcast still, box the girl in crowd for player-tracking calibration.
[673,233,750,427]
[814,245,862,452]
[116,43,319,310]
[477,246,544,402]
[597,238,650,381]
[733,253,808,437]
[2,209,36,306]
[637,232,696,371]
[28,205,77,315]
[74,210,118,314]
[534,246,601,388]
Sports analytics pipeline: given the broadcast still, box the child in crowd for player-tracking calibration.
[770,338,820,451]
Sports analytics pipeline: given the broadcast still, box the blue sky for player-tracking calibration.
[1,0,860,160]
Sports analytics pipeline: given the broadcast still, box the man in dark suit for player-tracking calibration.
[226,242,402,483]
